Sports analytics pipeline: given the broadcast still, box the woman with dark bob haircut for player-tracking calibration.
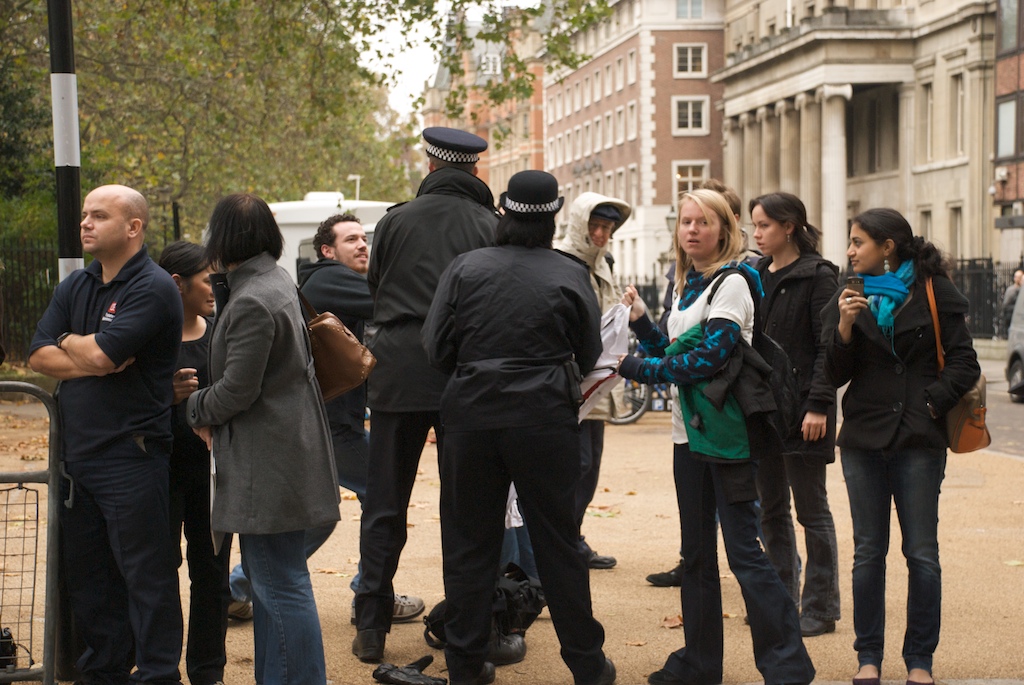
[749,191,841,639]
[423,170,616,685]
[823,207,980,685]
[186,193,340,685]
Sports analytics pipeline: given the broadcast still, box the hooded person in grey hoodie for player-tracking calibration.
[555,191,632,569]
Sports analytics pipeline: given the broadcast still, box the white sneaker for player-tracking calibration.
[228,599,253,621]
[349,593,426,624]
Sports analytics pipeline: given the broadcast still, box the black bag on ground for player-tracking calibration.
[423,563,545,650]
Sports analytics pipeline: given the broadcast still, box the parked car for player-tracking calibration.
[1004,292,1024,402]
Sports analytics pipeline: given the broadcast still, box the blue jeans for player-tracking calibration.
[239,531,326,685]
[841,447,946,674]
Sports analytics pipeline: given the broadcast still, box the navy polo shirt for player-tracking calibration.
[30,246,183,461]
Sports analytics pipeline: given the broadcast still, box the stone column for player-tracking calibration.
[741,111,761,215]
[724,117,744,196]
[777,99,799,194]
[818,84,853,267]
[759,104,780,193]
[795,92,822,239]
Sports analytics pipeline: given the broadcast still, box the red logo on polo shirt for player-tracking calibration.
[102,301,117,323]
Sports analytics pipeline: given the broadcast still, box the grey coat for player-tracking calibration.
[187,253,340,535]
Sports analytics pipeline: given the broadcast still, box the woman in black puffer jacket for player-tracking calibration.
[750,192,841,639]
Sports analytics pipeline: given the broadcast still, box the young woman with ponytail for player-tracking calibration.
[823,208,980,685]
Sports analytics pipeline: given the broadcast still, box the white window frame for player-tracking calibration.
[671,159,710,197]
[626,100,638,141]
[584,121,592,156]
[676,0,704,20]
[615,106,625,145]
[627,50,637,85]
[594,69,602,102]
[673,43,707,79]
[671,95,710,136]
[584,76,591,107]
[555,134,563,167]
[547,97,555,124]
[604,65,613,97]
[593,116,603,151]
[604,112,614,149]
[615,57,625,91]
[574,126,582,160]
[480,53,501,75]
[997,98,1017,159]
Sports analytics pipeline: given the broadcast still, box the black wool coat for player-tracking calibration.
[366,167,498,412]
[757,254,840,461]
[822,275,980,452]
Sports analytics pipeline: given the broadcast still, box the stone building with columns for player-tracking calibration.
[544,0,726,283]
[716,0,997,268]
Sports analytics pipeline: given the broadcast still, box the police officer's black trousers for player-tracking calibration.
[440,424,606,685]
[354,410,442,632]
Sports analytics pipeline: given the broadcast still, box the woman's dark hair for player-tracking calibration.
[851,207,951,281]
[158,240,208,278]
[205,193,283,268]
[749,192,820,255]
[496,212,554,248]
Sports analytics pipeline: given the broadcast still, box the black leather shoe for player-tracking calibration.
[352,628,386,662]
[800,615,836,637]
[451,662,495,685]
[487,632,526,665]
[646,669,721,685]
[646,561,683,587]
[588,550,617,569]
[580,658,616,685]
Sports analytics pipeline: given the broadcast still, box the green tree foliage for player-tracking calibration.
[0,0,606,242]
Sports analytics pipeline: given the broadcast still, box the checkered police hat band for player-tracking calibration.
[426,143,479,163]
[504,198,561,213]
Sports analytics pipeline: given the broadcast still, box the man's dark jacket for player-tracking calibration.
[299,258,373,435]
[756,254,840,461]
[367,166,498,412]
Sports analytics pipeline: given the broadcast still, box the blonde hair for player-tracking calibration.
[674,188,745,296]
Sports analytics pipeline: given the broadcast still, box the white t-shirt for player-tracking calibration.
[666,271,755,444]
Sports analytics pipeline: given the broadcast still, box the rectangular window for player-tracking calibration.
[997,98,1017,158]
[480,53,500,75]
[950,206,963,258]
[593,173,602,193]
[629,165,639,207]
[673,161,709,197]
[575,126,582,160]
[605,65,613,96]
[555,134,563,167]
[574,82,581,112]
[627,101,637,140]
[594,117,602,150]
[615,106,625,144]
[616,169,625,199]
[556,93,563,120]
[615,58,624,91]
[604,112,613,148]
[921,83,934,162]
[671,96,710,136]
[584,122,592,156]
[677,0,704,19]
[674,44,707,78]
[999,0,1019,52]
[584,77,591,107]
[547,97,555,124]
[919,209,932,241]
[627,50,637,84]
[594,70,602,102]
[950,73,964,156]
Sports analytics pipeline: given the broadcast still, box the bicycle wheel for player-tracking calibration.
[609,377,651,425]
[609,330,652,425]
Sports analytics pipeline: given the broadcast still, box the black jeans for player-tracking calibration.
[661,444,815,685]
[441,424,606,685]
[574,420,605,554]
[755,451,840,622]
[169,445,232,685]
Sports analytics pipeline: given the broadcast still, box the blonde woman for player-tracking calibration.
[618,189,814,685]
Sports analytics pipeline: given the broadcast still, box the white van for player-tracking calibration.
[268,192,394,282]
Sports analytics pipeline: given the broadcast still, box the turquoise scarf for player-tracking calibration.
[858,261,914,340]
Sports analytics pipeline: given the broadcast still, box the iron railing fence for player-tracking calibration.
[1,238,58,363]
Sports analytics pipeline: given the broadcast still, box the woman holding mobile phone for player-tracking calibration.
[159,241,231,685]
[824,208,980,685]
[749,192,841,639]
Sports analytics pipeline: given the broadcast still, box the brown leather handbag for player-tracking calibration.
[925,278,990,453]
[298,289,376,402]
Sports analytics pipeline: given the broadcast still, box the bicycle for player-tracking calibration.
[608,331,672,425]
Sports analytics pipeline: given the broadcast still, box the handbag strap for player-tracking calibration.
[296,287,320,322]
[924,277,945,372]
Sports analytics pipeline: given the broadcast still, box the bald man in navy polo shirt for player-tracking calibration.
[30,185,184,685]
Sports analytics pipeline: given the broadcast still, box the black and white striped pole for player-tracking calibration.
[48,0,83,281]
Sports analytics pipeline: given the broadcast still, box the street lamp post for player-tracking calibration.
[664,204,678,233]
[347,174,361,202]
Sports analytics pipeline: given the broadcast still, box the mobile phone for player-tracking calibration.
[846,276,865,297]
